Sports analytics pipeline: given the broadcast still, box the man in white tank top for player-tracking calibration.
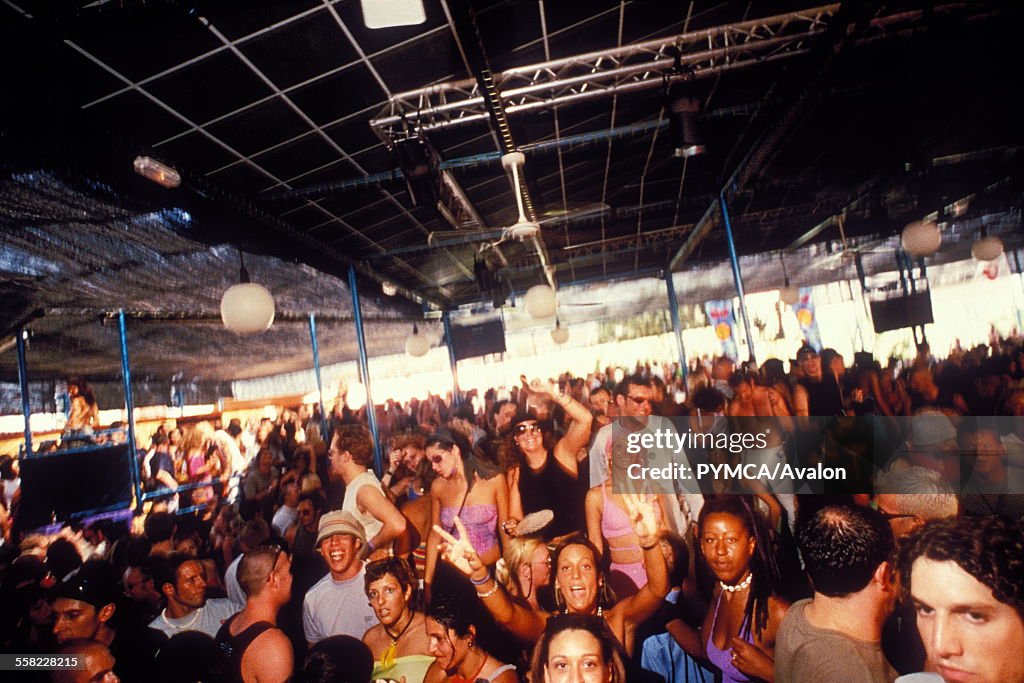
[329,425,406,559]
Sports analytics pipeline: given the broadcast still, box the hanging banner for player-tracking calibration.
[793,287,823,350]
[705,299,738,360]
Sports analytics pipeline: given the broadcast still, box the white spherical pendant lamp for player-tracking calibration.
[221,251,275,334]
[524,284,557,319]
[901,219,942,257]
[551,318,569,344]
[971,235,1003,262]
[220,283,275,335]
[405,323,431,357]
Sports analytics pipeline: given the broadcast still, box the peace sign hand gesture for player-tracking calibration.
[433,517,485,578]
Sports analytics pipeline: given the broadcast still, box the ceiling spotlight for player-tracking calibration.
[381,280,398,296]
[669,97,705,158]
[972,235,1003,262]
[901,219,942,257]
[220,252,275,335]
[360,0,426,28]
[405,323,430,357]
[133,156,181,188]
[524,284,557,319]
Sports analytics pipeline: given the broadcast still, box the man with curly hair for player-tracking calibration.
[899,515,1024,683]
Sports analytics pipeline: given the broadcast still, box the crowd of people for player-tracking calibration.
[1,335,1023,683]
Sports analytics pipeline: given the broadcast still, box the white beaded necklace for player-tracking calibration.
[161,605,203,630]
[719,572,752,593]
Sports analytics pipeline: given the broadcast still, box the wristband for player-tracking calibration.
[640,540,659,551]
[476,583,499,599]
[470,571,491,586]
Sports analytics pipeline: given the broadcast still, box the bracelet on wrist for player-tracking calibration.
[476,583,499,599]
[640,540,659,551]
[469,571,491,586]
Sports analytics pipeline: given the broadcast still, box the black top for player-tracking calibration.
[215,614,275,683]
[517,451,587,540]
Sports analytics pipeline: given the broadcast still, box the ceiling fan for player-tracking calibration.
[425,151,539,254]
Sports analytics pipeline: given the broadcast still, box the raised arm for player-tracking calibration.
[358,484,407,558]
[435,518,547,641]
[616,494,669,625]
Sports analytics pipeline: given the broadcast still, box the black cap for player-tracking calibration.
[51,562,119,608]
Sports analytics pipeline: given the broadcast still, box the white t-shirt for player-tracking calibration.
[225,554,245,606]
[272,505,298,538]
[149,597,241,638]
[302,567,377,643]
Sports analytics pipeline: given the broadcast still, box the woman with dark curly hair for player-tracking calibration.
[424,595,517,683]
[667,495,790,682]
[530,613,627,683]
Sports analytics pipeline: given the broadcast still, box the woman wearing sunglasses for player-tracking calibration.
[507,379,593,541]
[435,492,667,658]
[423,429,510,604]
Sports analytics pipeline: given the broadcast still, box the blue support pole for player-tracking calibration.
[307,314,330,443]
[117,310,143,512]
[665,271,688,384]
[15,328,32,457]
[348,267,383,476]
[719,191,757,364]
[442,311,460,406]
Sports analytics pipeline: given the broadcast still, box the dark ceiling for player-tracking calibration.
[1,0,1023,387]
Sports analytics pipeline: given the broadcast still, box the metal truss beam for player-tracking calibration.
[370,4,842,140]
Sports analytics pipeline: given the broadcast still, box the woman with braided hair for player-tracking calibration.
[667,495,790,683]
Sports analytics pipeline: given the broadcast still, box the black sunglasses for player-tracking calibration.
[626,395,652,405]
[514,423,542,435]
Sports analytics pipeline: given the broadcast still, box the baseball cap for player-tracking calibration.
[908,410,957,447]
[51,564,119,608]
[796,345,818,360]
[315,510,366,548]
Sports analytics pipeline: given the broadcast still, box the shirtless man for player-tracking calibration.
[728,369,793,487]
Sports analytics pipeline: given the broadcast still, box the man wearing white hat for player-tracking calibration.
[302,510,377,646]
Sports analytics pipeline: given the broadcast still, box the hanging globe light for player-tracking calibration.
[220,252,274,334]
[551,318,569,344]
[404,323,430,357]
[901,219,942,257]
[971,235,1003,262]
[524,284,557,319]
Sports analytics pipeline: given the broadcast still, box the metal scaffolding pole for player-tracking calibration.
[665,272,688,383]
[308,314,330,444]
[720,192,757,363]
[348,267,383,476]
[117,310,143,511]
[16,329,32,457]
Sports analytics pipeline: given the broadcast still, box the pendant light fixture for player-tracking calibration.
[551,317,569,344]
[524,284,556,319]
[778,253,800,306]
[220,251,275,335]
[901,219,942,257]
[404,323,431,357]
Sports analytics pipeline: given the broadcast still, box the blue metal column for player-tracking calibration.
[117,311,143,511]
[15,328,32,457]
[665,271,688,384]
[442,311,460,406]
[307,314,330,443]
[347,267,383,476]
[719,191,757,363]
